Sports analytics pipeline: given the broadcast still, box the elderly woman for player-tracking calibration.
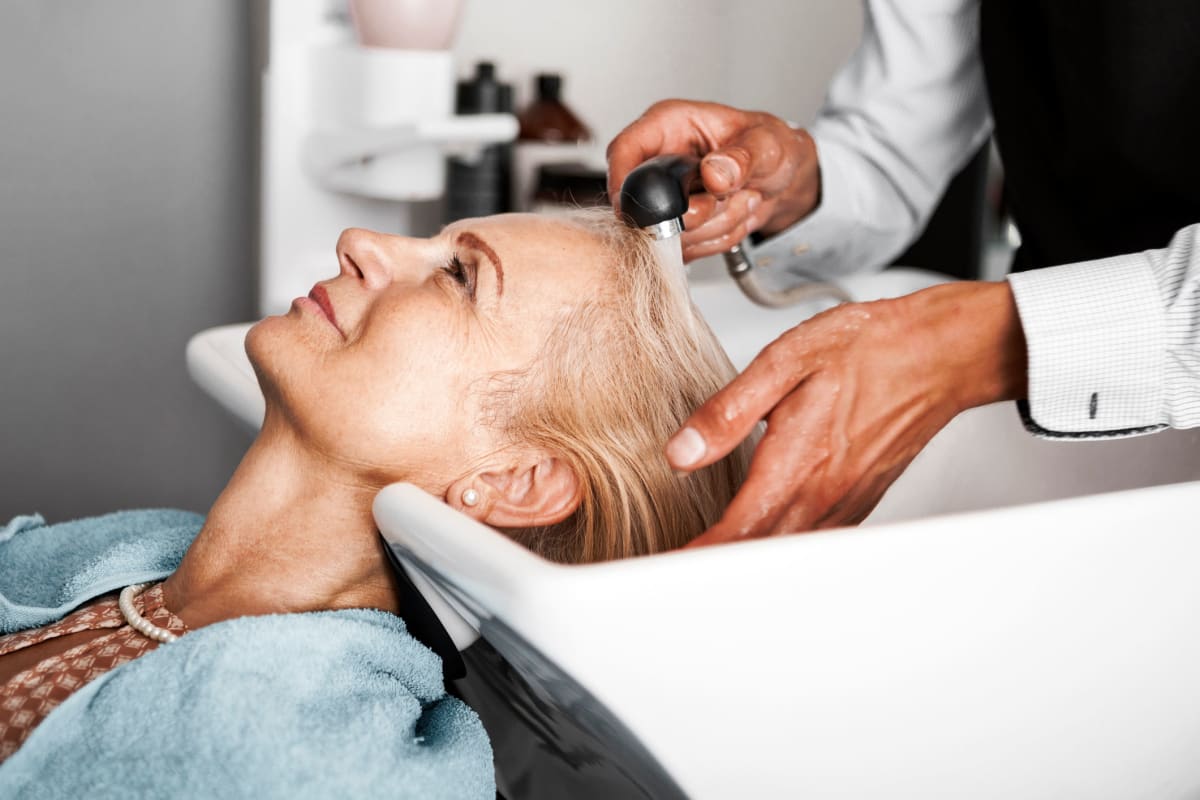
[0,211,752,798]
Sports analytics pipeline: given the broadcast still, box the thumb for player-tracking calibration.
[706,121,800,199]
[699,150,750,198]
[664,327,817,473]
[664,386,764,473]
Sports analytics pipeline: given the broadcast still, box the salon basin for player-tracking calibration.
[377,479,1200,799]
[189,268,1200,798]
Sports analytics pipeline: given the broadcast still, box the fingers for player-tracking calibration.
[683,383,832,546]
[678,122,813,252]
[680,189,762,260]
[687,460,895,550]
[666,326,813,471]
[695,436,815,544]
[682,193,720,233]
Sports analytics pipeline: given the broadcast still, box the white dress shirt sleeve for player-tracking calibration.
[752,0,993,280]
[1007,223,1200,438]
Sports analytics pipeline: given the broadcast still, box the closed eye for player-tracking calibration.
[440,252,476,299]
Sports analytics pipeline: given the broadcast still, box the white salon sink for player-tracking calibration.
[186,322,263,430]
[372,269,1200,800]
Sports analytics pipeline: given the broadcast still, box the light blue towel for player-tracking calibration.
[0,509,200,634]
[0,510,494,799]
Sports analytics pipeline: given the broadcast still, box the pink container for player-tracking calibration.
[347,0,464,50]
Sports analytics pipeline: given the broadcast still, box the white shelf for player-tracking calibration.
[260,0,517,315]
[303,113,518,201]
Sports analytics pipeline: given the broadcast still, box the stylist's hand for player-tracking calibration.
[607,100,820,262]
[669,282,1028,545]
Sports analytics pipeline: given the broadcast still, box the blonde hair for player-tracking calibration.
[499,209,755,564]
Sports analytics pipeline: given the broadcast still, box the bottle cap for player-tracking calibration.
[456,61,512,114]
[536,73,562,101]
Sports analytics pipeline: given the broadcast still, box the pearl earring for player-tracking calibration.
[462,488,479,507]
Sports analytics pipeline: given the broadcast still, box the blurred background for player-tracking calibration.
[0,0,866,521]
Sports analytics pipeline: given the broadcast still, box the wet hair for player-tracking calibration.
[499,209,755,563]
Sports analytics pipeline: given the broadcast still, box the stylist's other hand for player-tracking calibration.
[607,100,820,262]
[669,282,1028,545]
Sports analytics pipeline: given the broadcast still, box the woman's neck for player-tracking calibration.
[162,417,404,629]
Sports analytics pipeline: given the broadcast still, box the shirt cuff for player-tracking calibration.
[1007,255,1169,438]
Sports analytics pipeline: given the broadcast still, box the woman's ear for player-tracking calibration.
[446,454,581,528]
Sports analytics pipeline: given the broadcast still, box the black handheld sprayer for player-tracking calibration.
[617,155,850,307]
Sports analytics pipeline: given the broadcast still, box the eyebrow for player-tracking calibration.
[455,231,504,297]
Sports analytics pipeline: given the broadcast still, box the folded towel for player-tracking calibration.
[0,509,201,633]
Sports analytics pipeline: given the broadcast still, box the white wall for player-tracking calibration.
[453,0,862,147]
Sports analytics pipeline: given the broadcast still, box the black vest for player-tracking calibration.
[980,1,1200,272]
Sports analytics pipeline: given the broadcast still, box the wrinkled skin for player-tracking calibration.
[606,100,821,262]
[665,281,1028,546]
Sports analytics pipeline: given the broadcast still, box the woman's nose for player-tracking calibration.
[335,228,395,289]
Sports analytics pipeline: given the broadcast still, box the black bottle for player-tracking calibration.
[446,62,513,222]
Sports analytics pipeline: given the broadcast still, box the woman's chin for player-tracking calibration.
[244,315,332,430]
[244,317,274,366]
[244,316,290,392]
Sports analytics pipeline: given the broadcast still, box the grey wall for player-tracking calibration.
[0,1,257,522]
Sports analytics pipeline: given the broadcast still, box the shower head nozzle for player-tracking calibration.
[618,155,700,238]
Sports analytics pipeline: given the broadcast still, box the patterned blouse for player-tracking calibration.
[0,583,188,762]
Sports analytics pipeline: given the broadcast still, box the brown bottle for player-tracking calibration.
[517,74,590,143]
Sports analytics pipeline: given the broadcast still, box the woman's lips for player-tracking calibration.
[305,285,344,337]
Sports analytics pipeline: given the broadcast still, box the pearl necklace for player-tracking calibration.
[119,582,179,644]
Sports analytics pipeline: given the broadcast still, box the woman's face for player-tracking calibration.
[246,213,610,491]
